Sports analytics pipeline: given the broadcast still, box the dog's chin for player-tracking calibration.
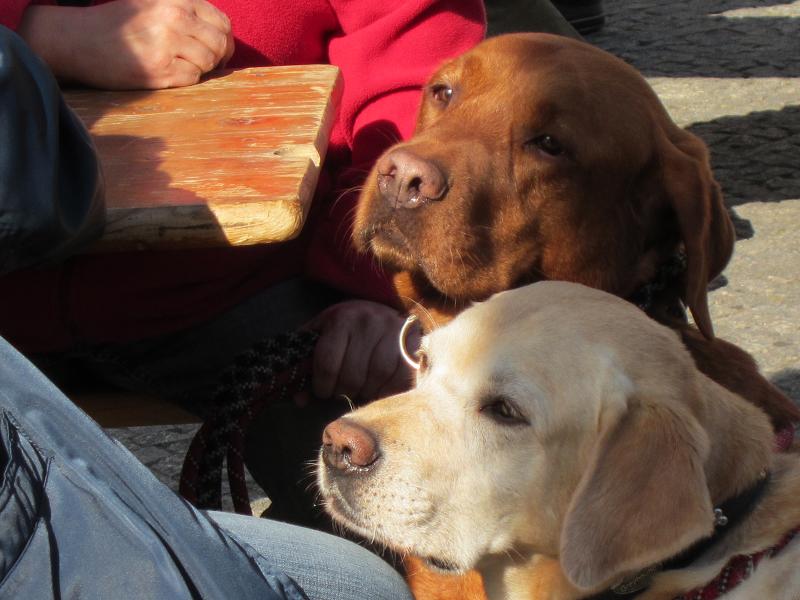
[321,488,396,548]
[361,219,496,303]
[321,487,366,531]
[322,483,470,575]
[363,226,417,270]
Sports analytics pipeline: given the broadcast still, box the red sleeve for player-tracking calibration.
[305,0,485,303]
[327,0,486,167]
[0,0,34,30]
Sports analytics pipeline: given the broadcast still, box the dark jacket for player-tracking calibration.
[0,24,104,275]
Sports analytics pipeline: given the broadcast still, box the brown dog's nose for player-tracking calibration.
[376,148,448,209]
[322,418,381,472]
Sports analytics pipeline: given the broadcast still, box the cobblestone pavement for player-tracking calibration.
[110,0,800,503]
[589,0,800,403]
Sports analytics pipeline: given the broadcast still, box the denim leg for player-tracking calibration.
[0,336,306,600]
[208,510,413,600]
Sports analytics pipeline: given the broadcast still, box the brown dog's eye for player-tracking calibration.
[480,397,529,426]
[527,134,564,156]
[430,84,453,106]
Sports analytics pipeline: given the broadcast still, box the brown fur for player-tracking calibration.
[353,33,799,599]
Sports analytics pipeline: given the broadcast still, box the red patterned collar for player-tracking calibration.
[674,424,798,599]
[774,424,795,452]
[674,525,800,600]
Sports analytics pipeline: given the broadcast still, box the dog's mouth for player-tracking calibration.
[359,219,466,292]
[321,463,470,575]
[361,218,404,247]
[319,479,382,539]
[359,220,419,269]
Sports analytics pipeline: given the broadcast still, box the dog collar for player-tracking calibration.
[774,423,795,452]
[399,314,421,370]
[580,382,796,599]
[628,252,687,316]
[668,425,797,600]
[587,524,800,600]
[584,470,772,600]
[673,524,800,600]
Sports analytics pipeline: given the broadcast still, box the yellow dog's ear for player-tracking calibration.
[660,128,735,339]
[560,400,714,592]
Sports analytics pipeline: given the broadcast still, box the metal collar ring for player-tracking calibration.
[399,314,421,370]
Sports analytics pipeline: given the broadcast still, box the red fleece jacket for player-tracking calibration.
[0,0,485,352]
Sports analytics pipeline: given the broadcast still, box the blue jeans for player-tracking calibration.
[0,335,411,600]
[210,512,411,600]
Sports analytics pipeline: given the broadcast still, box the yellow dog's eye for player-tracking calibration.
[480,397,529,426]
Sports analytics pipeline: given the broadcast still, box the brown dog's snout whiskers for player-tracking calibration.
[377,148,448,209]
[322,418,381,472]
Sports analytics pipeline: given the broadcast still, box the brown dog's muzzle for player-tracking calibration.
[322,418,381,472]
[376,147,449,209]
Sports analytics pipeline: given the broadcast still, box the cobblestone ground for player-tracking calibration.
[110,0,800,502]
[589,0,800,402]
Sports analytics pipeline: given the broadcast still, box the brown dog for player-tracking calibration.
[352,32,799,599]
[319,282,800,600]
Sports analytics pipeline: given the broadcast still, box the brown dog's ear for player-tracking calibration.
[560,399,714,592]
[660,129,735,339]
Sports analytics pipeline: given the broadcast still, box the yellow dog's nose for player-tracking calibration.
[322,418,381,472]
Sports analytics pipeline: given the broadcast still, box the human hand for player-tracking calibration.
[19,0,234,90]
[298,300,421,406]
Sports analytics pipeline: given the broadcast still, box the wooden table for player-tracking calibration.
[65,65,342,251]
[64,66,341,426]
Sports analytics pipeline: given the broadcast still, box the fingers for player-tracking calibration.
[374,320,420,398]
[154,0,229,75]
[313,323,379,401]
[140,0,234,87]
[311,320,349,400]
[307,301,410,403]
[183,0,234,69]
[361,329,406,401]
[188,0,231,37]
[191,0,235,65]
[174,32,223,74]
[374,360,411,401]
[334,330,380,401]
[155,57,203,88]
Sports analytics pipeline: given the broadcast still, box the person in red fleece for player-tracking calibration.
[0,0,485,403]
[1,0,485,522]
